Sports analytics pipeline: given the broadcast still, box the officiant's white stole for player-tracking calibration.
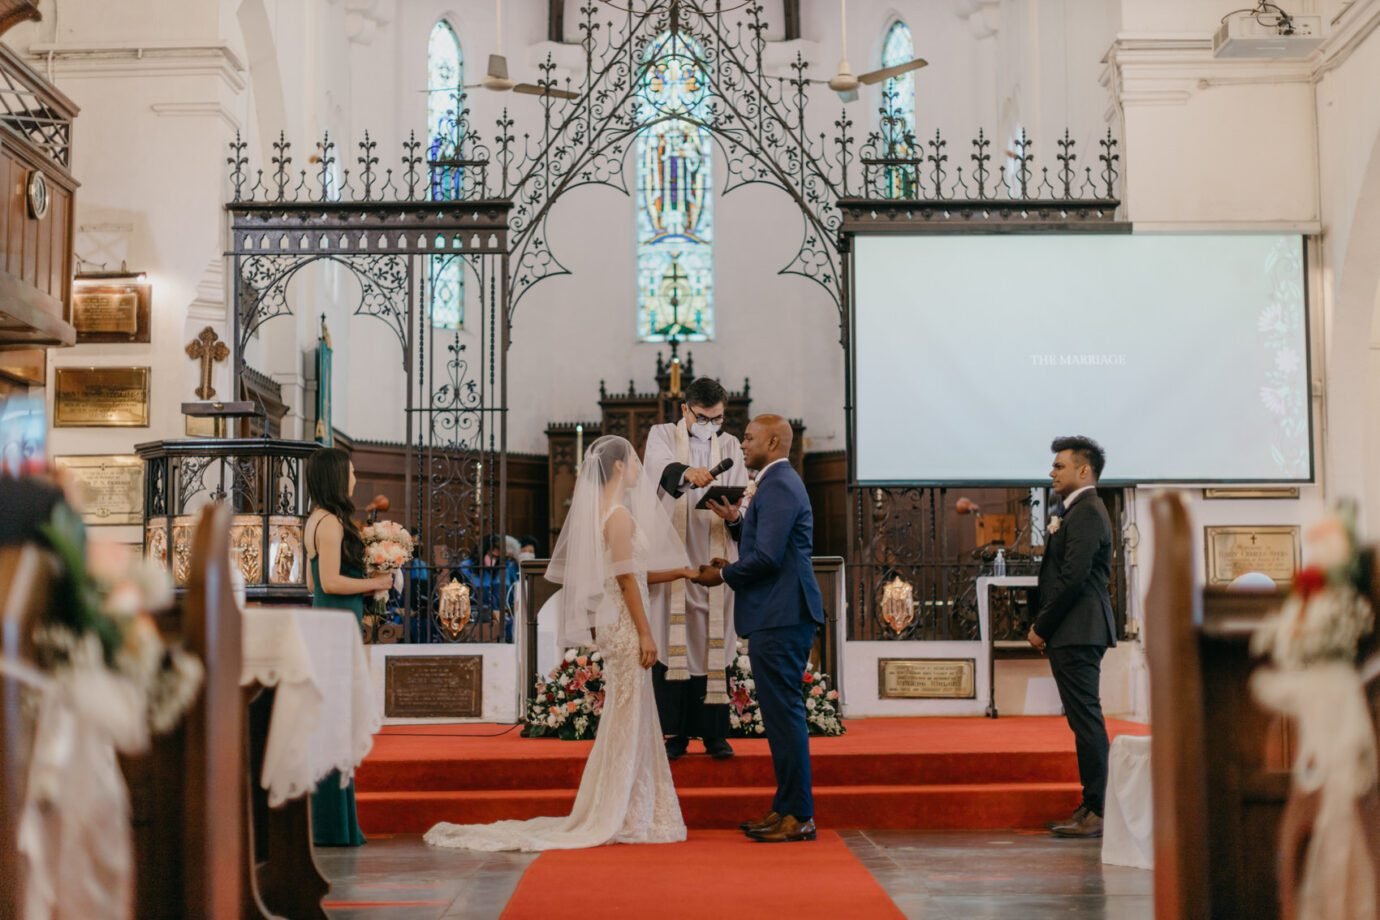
[668,419,729,704]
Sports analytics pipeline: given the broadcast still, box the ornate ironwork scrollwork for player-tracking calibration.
[223,0,1124,644]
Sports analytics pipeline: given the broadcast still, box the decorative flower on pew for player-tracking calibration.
[1249,502,1379,919]
[522,647,605,740]
[1252,505,1374,668]
[363,521,414,603]
[727,642,845,738]
[33,502,205,749]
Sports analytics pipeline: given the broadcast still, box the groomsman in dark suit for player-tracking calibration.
[698,415,825,843]
[1028,435,1116,839]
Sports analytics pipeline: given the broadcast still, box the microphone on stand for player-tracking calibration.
[955,497,983,518]
[365,494,389,524]
[707,457,735,480]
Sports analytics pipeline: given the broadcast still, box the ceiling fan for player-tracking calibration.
[820,0,928,103]
[467,0,579,101]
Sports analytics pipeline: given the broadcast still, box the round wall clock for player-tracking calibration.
[26,169,49,220]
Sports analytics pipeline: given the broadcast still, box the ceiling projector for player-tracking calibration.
[1213,12,1324,59]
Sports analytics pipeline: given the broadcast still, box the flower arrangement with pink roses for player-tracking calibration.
[362,520,414,602]
[522,648,605,740]
[727,641,844,738]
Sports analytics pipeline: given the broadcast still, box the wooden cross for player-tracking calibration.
[186,326,230,399]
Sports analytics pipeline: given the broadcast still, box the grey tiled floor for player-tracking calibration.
[315,837,535,920]
[318,830,1152,919]
[840,830,1154,919]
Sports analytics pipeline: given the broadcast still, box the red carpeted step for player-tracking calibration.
[355,747,1079,791]
[356,718,1145,834]
[357,781,1083,834]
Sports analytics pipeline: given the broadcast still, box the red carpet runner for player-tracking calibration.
[357,717,1149,833]
[500,830,904,919]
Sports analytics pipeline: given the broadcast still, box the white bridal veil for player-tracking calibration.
[545,436,688,647]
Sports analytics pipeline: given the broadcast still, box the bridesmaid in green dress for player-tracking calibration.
[303,447,393,847]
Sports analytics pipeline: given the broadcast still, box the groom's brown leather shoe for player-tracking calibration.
[739,811,780,835]
[1051,810,1103,839]
[1046,804,1089,831]
[749,816,816,843]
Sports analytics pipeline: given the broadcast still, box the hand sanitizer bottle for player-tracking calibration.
[993,549,1006,577]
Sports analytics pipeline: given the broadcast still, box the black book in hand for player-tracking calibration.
[695,485,746,510]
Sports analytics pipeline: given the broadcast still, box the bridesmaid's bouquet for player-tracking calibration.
[362,521,414,602]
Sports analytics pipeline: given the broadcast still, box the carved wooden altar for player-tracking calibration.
[544,351,805,548]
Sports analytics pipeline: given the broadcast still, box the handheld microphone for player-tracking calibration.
[707,457,734,479]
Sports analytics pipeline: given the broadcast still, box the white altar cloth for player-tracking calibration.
[240,607,380,806]
[1101,733,1153,870]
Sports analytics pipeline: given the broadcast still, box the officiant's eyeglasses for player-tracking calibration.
[690,410,724,425]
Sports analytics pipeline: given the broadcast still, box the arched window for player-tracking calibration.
[427,20,464,329]
[880,20,916,199]
[635,33,713,342]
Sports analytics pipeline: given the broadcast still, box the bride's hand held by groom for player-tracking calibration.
[692,562,727,587]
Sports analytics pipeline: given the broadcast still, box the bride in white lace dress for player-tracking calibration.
[425,436,697,851]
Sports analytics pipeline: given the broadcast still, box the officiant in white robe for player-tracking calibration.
[643,378,748,760]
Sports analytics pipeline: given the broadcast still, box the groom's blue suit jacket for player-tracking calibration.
[722,464,825,636]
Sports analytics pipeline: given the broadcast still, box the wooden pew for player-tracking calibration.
[2,498,283,918]
[0,544,54,920]
[125,501,273,918]
[246,675,331,919]
[1144,491,1212,920]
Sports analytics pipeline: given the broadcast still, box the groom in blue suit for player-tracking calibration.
[699,415,824,843]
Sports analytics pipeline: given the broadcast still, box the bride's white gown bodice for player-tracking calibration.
[424,512,687,851]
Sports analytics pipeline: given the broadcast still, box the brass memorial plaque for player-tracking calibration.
[73,281,152,343]
[1205,525,1301,587]
[52,455,144,525]
[54,367,150,427]
[879,658,976,700]
[385,655,483,718]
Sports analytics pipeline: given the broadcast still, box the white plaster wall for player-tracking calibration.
[1093,0,1380,724]
[14,0,1124,462]
[48,0,1380,733]
[276,0,1121,453]
[1312,0,1380,528]
[7,2,247,545]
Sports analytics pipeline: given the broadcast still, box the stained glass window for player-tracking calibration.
[428,21,464,329]
[636,33,713,342]
[881,20,916,200]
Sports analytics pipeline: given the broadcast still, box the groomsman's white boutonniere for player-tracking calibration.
[1047,514,1062,535]
[740,477,759,513]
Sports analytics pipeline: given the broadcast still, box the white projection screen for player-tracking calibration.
[853,233,1311,485]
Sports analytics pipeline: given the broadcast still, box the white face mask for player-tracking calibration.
[690,420,721,440]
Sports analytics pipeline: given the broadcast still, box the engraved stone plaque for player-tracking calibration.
[53,455,143,525]
[878,658,976,700]
[1205,525,1300,587]
[385,655,483,718]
